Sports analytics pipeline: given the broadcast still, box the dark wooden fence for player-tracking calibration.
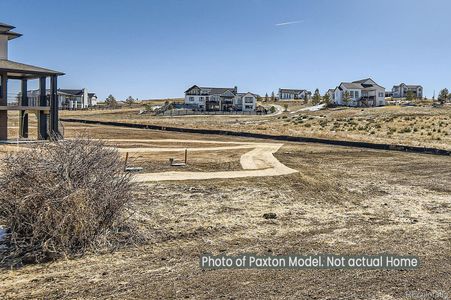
[61,118,451,156]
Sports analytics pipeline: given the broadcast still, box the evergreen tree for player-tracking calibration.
[271,91,275,102]
[125,96,135,107]
[438,88,449,105]
[342,91,351,106]
[406,90,414,101]
[323,92,332,107]
[264,93,269,102]
[312,89,321,105]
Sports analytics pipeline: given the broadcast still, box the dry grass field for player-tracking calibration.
[0,122,450,299]
[60,103,451,150]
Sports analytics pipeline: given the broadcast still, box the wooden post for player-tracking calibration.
[50,75,60,138]
[184,148,188,164]
[124,152,129,171]
[19,78,28,138]
[0,73,7,140]
[38,77,48,140]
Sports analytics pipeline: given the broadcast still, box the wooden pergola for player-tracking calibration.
[0,22,64,141]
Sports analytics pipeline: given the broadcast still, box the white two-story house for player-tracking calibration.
[184,85,257,112]
[333,78,385,107]
[392,83,423,99]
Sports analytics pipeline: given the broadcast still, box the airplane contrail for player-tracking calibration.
[275,20,304,26]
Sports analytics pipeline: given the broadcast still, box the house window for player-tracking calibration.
[378,92,384,97]
[350,91,354,98]
[244,97,254,103]
[199,97,203,101]
[355,91,359,98]
[189,97,194,101]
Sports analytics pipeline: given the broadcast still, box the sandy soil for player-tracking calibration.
[0,124,450,299]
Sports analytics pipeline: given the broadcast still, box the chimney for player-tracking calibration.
[0,35,7,59]
[234,86,238,93]
[0,23,22,60]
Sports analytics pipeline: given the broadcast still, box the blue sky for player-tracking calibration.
[1,0,450,100]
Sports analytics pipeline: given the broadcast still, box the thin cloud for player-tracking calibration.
[275,20,304,26]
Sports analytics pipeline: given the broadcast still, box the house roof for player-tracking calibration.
[0,59,65,79]
[279,88,306,94]
[185,85,237,95]
[339,78,384,90]
[340,82,364,89]
[59,89,84,96]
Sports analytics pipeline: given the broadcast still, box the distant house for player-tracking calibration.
[27,88,97,109]
[184,85,256,112]
[392,83,423,99]
[278,89,311,100]
[333,78,385,107]
[326,89,335,102]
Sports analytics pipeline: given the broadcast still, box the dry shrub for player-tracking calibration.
[0,137,135,265]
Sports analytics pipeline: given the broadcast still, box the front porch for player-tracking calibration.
[0,60,64,140]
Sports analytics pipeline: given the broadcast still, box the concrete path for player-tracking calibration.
[106,139,298,182]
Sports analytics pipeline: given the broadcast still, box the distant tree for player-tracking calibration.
[264,93,269,102]
[256,95,262,102]
[342,91,351,106]
[125,96,135,107]
[438,88,449,105]
[105,94,118,108]
[271,91,276,102]
[406,90,415,101]
[323,92,332,107]
[312,89,321,105]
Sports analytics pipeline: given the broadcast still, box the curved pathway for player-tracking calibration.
[106,139,298,182]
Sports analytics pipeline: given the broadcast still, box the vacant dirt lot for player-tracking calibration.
[60,104,451,150]
[0,124,450,299]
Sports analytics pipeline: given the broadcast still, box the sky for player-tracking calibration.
[1,0,450,100]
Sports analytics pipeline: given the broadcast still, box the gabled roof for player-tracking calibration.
[0,59,65,79]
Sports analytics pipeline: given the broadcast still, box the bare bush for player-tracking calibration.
[0,137,135,265]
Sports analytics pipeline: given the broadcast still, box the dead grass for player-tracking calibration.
[59,105,451,150]
[0,126,450,299]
